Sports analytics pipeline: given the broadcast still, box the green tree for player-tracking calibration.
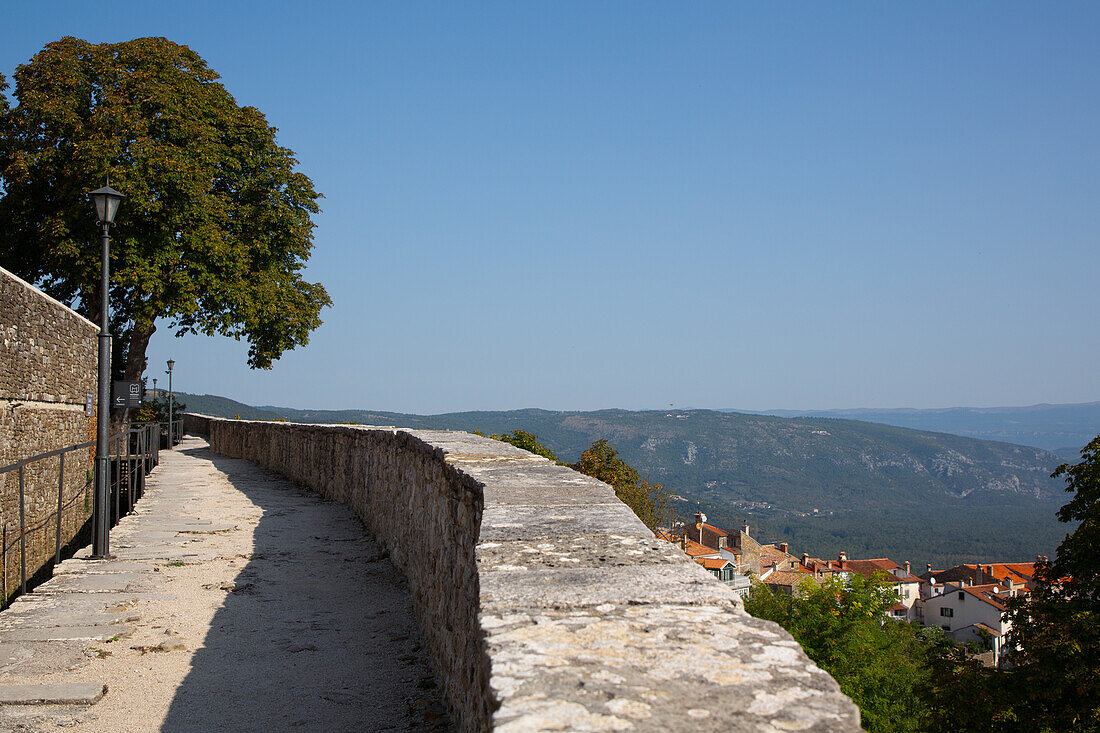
[745,573,932,732]
[489,430,558,461]
[132,393,185,424]
[919,628,1017,732]
[1003,434,1100,731]
[572,439,671,531]
[0,37,330,382]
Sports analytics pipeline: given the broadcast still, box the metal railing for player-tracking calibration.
[166,418,183,448]
[0,421,164,605]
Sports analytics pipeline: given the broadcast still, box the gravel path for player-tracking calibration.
[0,436,451,732]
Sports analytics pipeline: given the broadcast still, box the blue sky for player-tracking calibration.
[3,2,1098,413]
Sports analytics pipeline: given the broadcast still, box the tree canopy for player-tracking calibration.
[746,573,934,732]
[1002,434,1100,731]
[0,37,330,381]
[489,430,558,461]
[572,439,671,530]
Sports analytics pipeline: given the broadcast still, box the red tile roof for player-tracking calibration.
[694,522,728,536]
[955,583,1013,611]
[696,557,731,570]
[765,570,809,588]
[965,563,1036,585]
[684,538,717,557]
[841,558,923,585]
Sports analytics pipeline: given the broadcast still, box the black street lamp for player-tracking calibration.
[89,183,124,559]
[166,359,175,447]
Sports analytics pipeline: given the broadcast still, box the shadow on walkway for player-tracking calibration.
[161,445,451,732]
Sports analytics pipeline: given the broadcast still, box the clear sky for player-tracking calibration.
[3,2,1098,414]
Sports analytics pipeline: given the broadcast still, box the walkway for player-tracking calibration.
[0,437,451,732]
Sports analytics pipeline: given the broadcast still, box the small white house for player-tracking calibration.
[919,582,1017,665]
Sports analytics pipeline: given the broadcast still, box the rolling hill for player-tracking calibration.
[179,394,1075,568]
[742,401,1100,455]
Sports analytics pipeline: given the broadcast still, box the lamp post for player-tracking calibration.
[166,359,175,448]
[152,378,157,400]
[89,183,124,559]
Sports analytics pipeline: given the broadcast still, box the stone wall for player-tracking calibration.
[1,266,98,602]
[185,414,861,732]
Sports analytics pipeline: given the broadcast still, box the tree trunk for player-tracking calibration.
[123,322,157,383]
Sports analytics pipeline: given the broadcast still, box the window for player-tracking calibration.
[940,607,954,618]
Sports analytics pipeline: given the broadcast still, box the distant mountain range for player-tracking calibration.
[179,393,1083,569]
[735,401,1100,457]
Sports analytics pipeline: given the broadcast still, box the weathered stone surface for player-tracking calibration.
[0,437,452,731]
[485,604,853,732]
[481,564,738,610]
[0,625,132,642]
[476,534,687,570]
[32,573,151,595]
[0,682,105,705]
[462,461,618,507]
[188,414,862,732]
[1,266,98,606]
[481,504,651,541]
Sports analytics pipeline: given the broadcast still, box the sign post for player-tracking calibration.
[112,381,143,410]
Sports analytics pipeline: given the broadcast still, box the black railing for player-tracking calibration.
[158,418,184,449]
[0,421,165,606]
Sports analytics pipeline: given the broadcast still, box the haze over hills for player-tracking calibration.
[736,401,1100,457]
[178,393,1077,569]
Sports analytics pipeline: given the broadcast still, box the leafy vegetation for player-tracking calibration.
[746,573,934,732]
[999,435,1100,731]
[489,430,558,461]
[133,394,185,424]
[570,439,672,530]
[0,37,330,382]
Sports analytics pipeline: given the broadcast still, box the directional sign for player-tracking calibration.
[112,381,143,410]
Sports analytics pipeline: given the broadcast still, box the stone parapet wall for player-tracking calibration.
[0,266,98,406]
[185,413,861,732]
[1,267,98,602]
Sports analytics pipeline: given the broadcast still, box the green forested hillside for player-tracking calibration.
[182,396,1072,568]
[747,401,1100,453]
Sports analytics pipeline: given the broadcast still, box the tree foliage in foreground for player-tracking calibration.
[489,430,558,461]
[132,394,185,424]
[0,37,330,382]
[745,573,933,733]
[571,439,671,531]
[1001,434,1100,732]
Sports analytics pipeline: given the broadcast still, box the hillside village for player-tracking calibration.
[661,511,1039,667]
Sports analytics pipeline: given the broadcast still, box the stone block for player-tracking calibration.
[0,682,106,705]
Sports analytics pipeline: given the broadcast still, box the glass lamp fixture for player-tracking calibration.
[89,184,124,225]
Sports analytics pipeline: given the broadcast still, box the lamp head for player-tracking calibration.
[166,359,175,372]
[89,184,124,225]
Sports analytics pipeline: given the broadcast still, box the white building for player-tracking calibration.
[919,582,1020,665]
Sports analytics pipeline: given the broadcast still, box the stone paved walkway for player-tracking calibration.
[0,437,451,732]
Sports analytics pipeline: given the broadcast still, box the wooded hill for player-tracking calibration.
[180,394,1075,568]
[744,401,1100,456]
